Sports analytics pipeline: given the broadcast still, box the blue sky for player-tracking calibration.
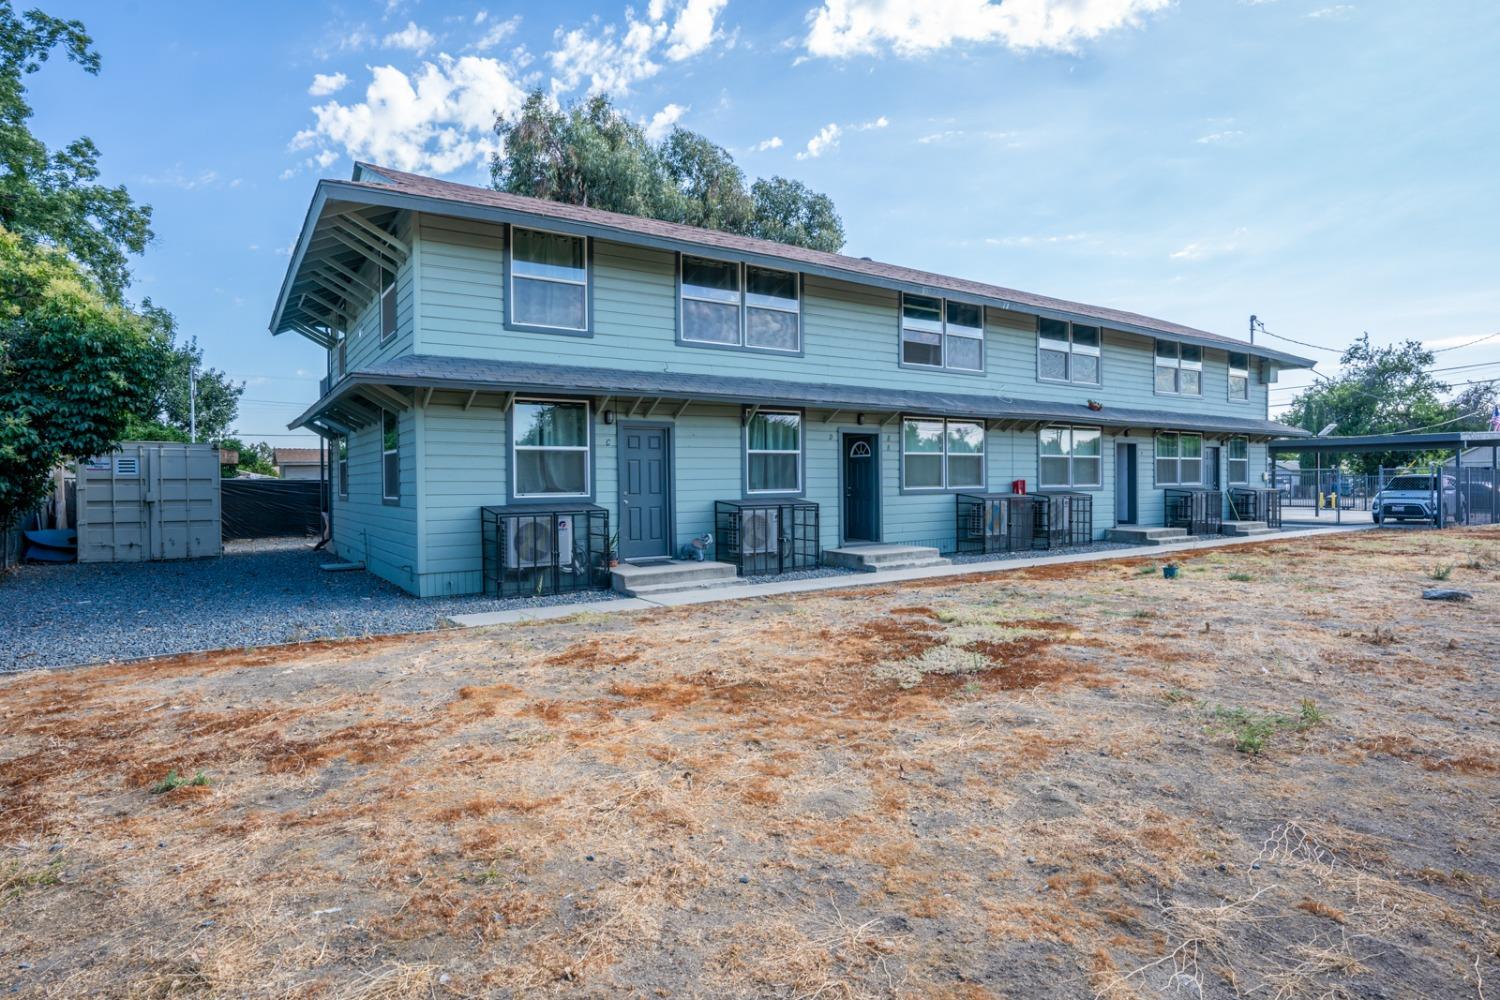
[28,0,1500,444]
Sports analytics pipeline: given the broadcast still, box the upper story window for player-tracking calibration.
[1227,436,1249,484]
[1228,352,1249,401]
[1155,432,1202,486]
[1038,426,1102,489]
[381,411,400,502]
[1154,340,1202,396]
[513,399,590,498]
[902,417,985,490]
[336,436,348,499]
[380,268,396,341]
[510,228,588,332]
[745,411,802,493]
[901,295,984,373]
[680,256,801,353]
[335,337,346,377]
[1037,319,1101,385]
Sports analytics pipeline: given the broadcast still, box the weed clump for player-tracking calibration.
[149,770,211,795]
[1210,700,1326,754]
[1428,564,1453,581]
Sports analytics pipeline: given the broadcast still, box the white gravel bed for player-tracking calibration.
[742,566,860,585]
[0,537,619,672]
[945,540,1139,565]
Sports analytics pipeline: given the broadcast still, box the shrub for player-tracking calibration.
[149,770,210,795]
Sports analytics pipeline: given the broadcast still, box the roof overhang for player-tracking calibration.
[1268,431,1500,454]
[291,356,1310,441]
[270,174,1316,370]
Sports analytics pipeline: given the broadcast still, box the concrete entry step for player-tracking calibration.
[1220,520,1274,536]
[824,544,951,573]
[1106,526,1190,546]
[611,559,738,597]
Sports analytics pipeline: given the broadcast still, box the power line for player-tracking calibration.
[1431,331,1500,353]
[1391,406,1491,434]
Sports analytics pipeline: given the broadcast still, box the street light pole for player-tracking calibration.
[189,362,198,443]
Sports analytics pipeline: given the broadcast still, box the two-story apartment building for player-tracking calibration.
[272,163,1313,597]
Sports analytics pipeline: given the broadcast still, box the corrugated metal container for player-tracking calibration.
[76,442,222,563]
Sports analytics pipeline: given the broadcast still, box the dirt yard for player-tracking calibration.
[1,528,1496,998]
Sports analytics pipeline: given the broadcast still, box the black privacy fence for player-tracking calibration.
[481,504,611,598]
[954,492,1094,555]
[714,499,820,576]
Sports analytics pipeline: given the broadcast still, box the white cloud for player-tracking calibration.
[664,0,729,60]
[752,136,784,151]
[803,0,1172,58]
[796,122,842,159]
[1169,227,1248,261]
[548,0,730,96]
[1306,4,1354,18]
[383,21,438,54]
[291,55,526,175]
[984,233,1089,247]
[645,102,689,140]
[1195,129,1245,144]
[140,167,241,190]
[308,72,349,96]
[472,13,522,50]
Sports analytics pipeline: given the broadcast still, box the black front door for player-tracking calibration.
[1205,446,1221,490]
[843,433,879,542]
[1116,442,1137,524]
[619,424,671,560]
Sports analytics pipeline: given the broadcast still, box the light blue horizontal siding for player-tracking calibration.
[330,408,417,592]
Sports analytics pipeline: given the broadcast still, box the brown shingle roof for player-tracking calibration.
[328,162,1313,368]
[274,448,322,465]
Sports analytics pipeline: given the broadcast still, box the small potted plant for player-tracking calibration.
[1162,563,1180,580]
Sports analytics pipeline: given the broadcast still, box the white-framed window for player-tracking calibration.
[380,268,396,341]
[902,417,985,490]
[1228,351,1249,401]
[680,256,801,352]
[1155,432,1203,486]
[900,294,985,373]
[381,410,400,501]
[745,411,802,493]
[510,227,588,332]
[1227,436,1249,484]
[337,435,348,498]
[1154,340,1202,396]
[1037,319,1101,385]
[1038,426,1103,489]
[512,399,590,498]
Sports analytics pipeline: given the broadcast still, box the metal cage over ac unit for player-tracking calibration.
[480,503,610,598]
[1164,488,1224,536]
[955,492,1094,554]
[713,499,819,576]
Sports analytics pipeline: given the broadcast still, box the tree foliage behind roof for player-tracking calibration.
[0,1,154,303]
[491,91,846,254]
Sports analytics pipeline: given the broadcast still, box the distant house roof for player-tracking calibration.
[292,355,1309,440]
[273,448,322,465]
[269,162,1317,371]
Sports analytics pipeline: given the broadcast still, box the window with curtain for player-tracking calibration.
[1227,437,1249,484]
[746,412,802,492]
[900,294,985,372]
[381,411,399,501]
[380,268,396,341]
[337,436,348,498]
[902,418,985,489]
[1154,341,1203,395]
[1038,426,1102,488]
[1155,432,1203,486]
[513,400,590,497]
[1228,352,1249,400]
[1037,319,1101,385]
[681,258,801,352]
[510,228,588,331]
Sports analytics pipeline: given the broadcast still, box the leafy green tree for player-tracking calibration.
[1448,381,1498,433]
[216,436,277,478]
[1283,335,1453,473]
[492,90,846,253]
[0,226,158,528]
[126,302,243,442]
[0,2,153,302]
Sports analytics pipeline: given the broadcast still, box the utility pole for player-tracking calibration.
[1249,314,1256,345]
[189,362,198,443]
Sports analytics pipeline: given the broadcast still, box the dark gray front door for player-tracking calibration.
[843,433,879,542]
[1205,446,1221,490]
[619,425,671,559]
[1115,442,1137,524]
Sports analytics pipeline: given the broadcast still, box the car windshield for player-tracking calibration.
[1385,476,1433,491]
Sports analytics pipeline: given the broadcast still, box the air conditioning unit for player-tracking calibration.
[739,507,779,555]
[982,499,1008,538]
[508,515,574,569]
[1051,495,1072,532]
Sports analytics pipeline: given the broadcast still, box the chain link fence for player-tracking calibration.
[1273,464,1498,527]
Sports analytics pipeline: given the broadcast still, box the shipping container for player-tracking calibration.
[75,442,222,563]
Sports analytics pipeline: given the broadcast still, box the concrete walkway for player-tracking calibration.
[445,522,1374,628]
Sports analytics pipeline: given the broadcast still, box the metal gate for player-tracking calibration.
[75,443,222,562]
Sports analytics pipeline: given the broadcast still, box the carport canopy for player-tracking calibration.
[1267,430,1500,462]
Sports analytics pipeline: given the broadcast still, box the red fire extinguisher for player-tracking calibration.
[1011,479,1027,495]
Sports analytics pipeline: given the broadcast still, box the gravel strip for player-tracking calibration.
[0,537,621,672]
[742,566,860,586]
[946,540,1139,565]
